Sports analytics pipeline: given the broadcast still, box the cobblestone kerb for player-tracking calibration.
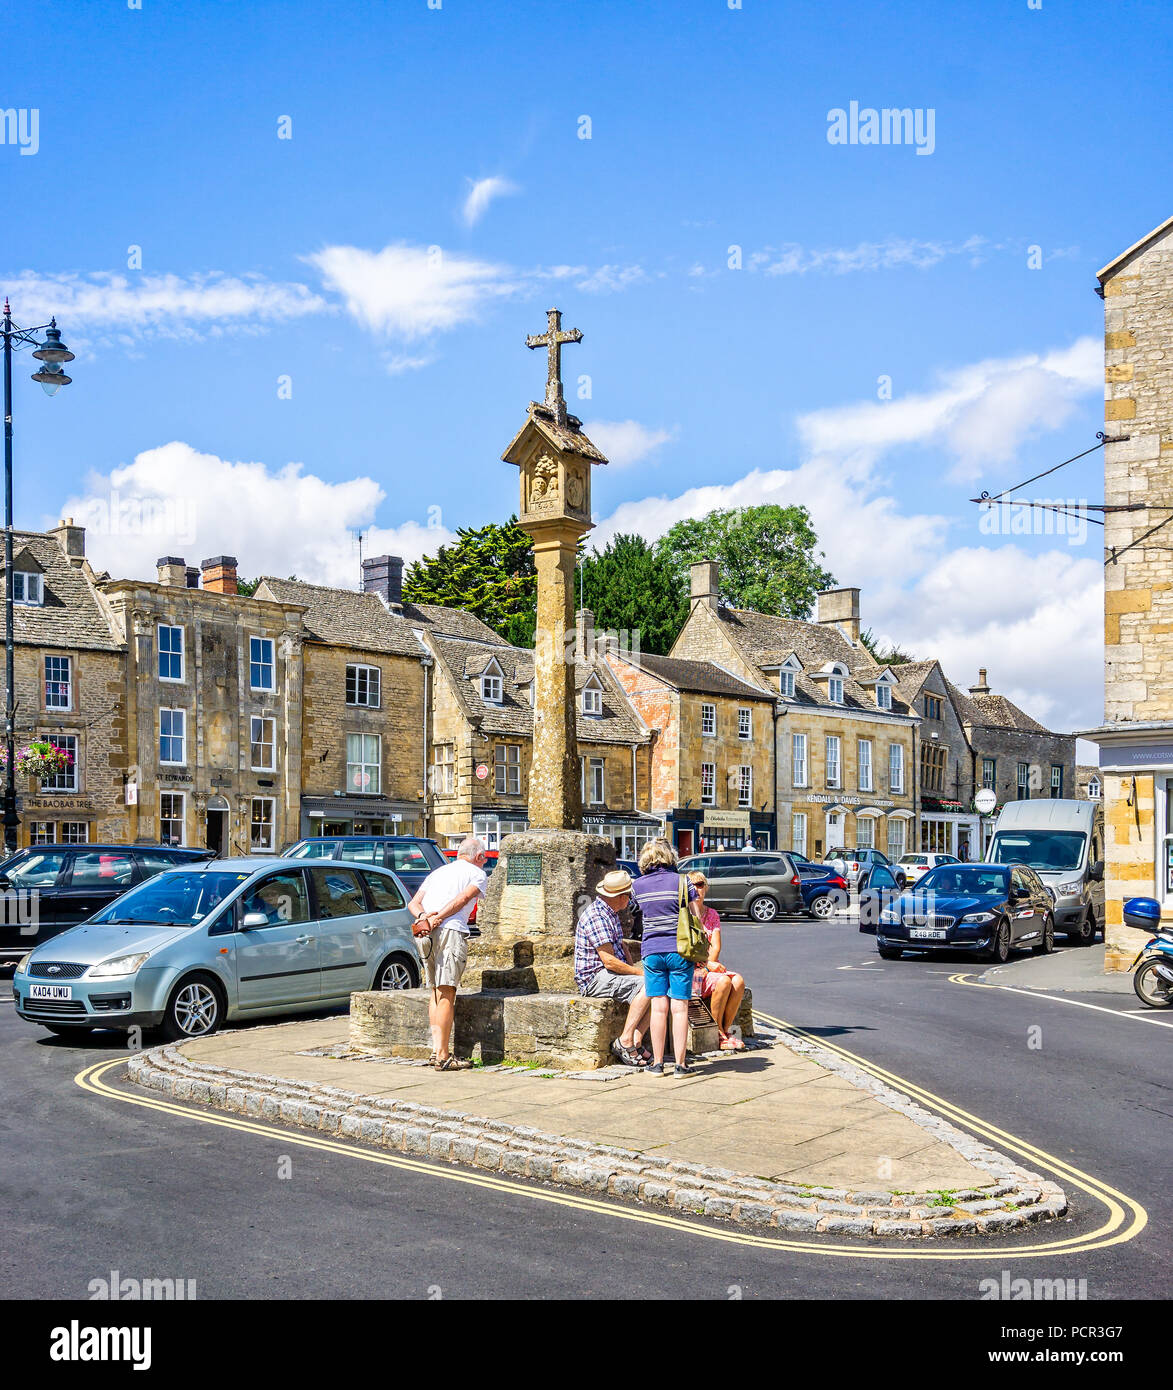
[126,1036,1067,1241]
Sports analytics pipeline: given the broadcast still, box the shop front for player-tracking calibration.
[300,795,424,842]
[919,798,981,860]
[669,807,773,857]
[583,810,664,860]
[803,794,914,861]
[470,812,529,850]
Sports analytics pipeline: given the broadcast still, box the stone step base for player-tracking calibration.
[350,988,754,1071]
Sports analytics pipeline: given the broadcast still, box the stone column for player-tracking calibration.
[529,522,582,830]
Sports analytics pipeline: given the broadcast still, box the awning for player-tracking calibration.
[886,808,915,819]
[855,806,884,818]
[583,811,663,826]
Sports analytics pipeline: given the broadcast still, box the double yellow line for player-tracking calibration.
[76,1022,1146,1261]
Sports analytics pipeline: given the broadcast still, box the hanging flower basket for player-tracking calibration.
[14,741,74,780]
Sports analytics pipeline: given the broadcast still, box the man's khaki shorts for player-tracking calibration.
[419,926,469,990]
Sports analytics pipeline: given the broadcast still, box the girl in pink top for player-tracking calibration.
[688,872,747,1051]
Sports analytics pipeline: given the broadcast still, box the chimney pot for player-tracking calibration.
[50,518,85,559]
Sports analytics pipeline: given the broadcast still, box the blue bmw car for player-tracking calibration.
[859,861,1055,963]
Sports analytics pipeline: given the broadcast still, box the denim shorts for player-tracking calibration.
[641,951,694,1001]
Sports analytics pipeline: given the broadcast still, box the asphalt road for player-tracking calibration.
[2,917,1170,1302]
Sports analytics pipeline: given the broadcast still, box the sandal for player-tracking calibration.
[435,1055,473,1071]
[611,1037,647,1068]
[720,1036,746,1051]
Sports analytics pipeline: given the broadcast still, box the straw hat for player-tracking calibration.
[597,869,633,899]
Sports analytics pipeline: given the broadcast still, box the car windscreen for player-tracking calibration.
[989,831,1086,873]
[283,841,337,859]
[918,866,1009,897]
[900,855,928,865]
[89,871,252,927]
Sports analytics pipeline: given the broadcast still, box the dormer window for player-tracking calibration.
[582,679,603,716]
[13,572,43,606]
[828,676,844,704]
[779,671,795,698]
[482,673,503,704]
[876,683,892,710]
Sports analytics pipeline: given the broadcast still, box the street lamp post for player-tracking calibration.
[1,301,73,852]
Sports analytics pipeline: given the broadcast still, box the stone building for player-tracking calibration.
[606,650,779,854]
[103,555,308,855]
[3,522,130,848]
[670,565,919,860]
[425,610,656,853]
[1075,764,1102,801]
[1080,212,1173,967]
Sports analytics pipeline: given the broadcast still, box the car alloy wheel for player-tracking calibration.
[1067,909,1095,947]
[171,979,221,1037]
[749,894,779,923]
[1033,913,1055,956]
[809,894,835,920]
[377,958,417,990]
[987,920,1011,964]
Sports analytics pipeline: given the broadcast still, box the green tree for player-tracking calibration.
[403,517,537,646]
[859,627,915,666]
[656,504,834,617]
[578,534,688,655]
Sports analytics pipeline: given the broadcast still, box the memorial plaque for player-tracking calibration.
[506,853,543,886]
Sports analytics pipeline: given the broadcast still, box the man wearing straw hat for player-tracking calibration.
[574,868,650,1068]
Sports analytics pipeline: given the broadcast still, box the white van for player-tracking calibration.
[986,799,1104,945]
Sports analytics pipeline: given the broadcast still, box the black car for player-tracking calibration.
[283,836,447,893]
[0,843,213,962]
[859,861,1055,963]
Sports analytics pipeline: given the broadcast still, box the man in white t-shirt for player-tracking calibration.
[407,835,488,1071]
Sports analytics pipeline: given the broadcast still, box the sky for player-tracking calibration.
[4,0,1172,739]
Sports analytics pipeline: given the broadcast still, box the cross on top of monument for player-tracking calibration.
[526,307,581,426]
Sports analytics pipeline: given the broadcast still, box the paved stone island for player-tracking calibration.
[127,1014,1066,1240]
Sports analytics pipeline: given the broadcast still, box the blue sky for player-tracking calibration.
[4,0,1172,732]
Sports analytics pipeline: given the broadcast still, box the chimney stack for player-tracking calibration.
[201,555,239,595]
[156,556,187,588]
[970,667,991,696]
[362,554,404,609]
[815,587,861,643]
[576,607,596,660]
[185,566,200,589]
[689,560,720,612]
[50,517,85,559]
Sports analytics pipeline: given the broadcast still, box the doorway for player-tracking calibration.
[205,809,227,856]
[676,828,694,857]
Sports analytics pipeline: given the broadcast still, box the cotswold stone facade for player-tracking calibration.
[607,651,778,854]
[425,611,655,853]
[1083,214,1173,967]
[4,524,130,847]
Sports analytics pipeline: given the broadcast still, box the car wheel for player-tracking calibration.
[809,893,836,920]
[1065,908,1096,947]
[1033,913,1055,956]
[985,920,1011,964]
[877,946,903,960]
[160,973,224,1041]
[748,894,779,923]
[375,953,419,991]
[1133,958,1173,1008]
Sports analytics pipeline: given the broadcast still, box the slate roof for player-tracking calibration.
[501,403,609,464]
[714,608,915,717]
[6,532,121,652]
[401,602,501,644]
[864,659,944,710]
[625,652,775,702]
[947,680,1053,735]
[256,577,423,657]
[428,633,647,745]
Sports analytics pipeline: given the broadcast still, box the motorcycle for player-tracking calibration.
[1125,897,1173,1008]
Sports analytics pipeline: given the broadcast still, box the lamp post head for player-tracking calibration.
[32,321,74,364]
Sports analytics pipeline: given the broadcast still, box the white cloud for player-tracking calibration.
[386,353,435,375]
[461,176,519,226]
[305,242,519,340]
[1,270,326,341]
[797,337,1100,481]
[582,419,674,468]
[575,264,647,294]
[591,339,1106,731]
[59,441,456,587]
[748,235,1009,276]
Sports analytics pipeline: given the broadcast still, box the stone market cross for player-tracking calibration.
[525,307,582,426]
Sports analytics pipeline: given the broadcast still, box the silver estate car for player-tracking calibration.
[12,857,422,1042]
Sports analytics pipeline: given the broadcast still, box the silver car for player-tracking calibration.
[12,856,421,1041]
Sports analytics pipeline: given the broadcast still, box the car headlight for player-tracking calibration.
[88,952,151,979]
[15,951,32,974]
[960,911,995,924]
[879,910,899,924]
[1055,881,1081,897]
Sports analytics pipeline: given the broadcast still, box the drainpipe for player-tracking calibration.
[774,701,785,851]
[420,653,432,837]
